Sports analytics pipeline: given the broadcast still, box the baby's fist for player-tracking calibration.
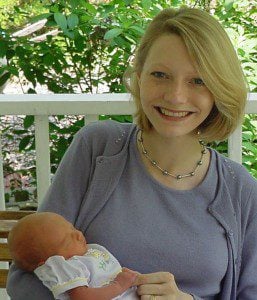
[114,268,137,291]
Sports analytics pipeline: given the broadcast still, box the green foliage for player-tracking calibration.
[0,0,257,203]
[242,114,257,177]
[0,0,47,30]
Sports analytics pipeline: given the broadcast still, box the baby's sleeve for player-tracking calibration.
[34,255,90,300]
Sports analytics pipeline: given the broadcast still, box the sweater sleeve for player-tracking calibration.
[191,295,205,300]
[7,127,94,300]
[236,180,257,299]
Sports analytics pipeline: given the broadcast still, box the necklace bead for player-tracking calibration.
[138,129,207,181]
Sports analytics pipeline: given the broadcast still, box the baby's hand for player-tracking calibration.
[113,268,138,291]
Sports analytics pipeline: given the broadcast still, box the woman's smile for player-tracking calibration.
[155,106,195,121]
[138,34,214,138]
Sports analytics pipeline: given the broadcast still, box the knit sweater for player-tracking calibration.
[7,121,257,300]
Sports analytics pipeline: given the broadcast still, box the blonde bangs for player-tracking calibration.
[123,7,248,141]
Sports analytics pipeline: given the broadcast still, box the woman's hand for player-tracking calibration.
[134,271,193,300]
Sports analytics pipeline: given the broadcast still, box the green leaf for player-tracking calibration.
[30,13,53,23]
[43,53,55,66]
[50,4,60,13]
[124,0,133,5]
[24,68,36,86]
[28,88,37,94]
[130,25,145,35]
[0,72,10,86]
[8,66,19,76]
[243,141,257,154]
[23,116,34,129]
[171,0,182,6]
[104,28,123,40]
[57,137,69,158]
[70,0,80,9]
[237,48,245,57]
[0,40,8,58]
[84,2,97,14]
[67,14,79,29]
[15,46,26,58]
[6,49,15,60]
[142,0,152,10]
[63,30,75,39]
[19,136,32,151]
[54,13,67,30]
[224,0,234,11]
[13,130,28,135]
[0,68,5,76]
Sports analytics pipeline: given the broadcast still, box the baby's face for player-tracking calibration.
[41,214,88,259]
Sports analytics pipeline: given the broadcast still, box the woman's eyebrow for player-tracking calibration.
[148,63,199,75]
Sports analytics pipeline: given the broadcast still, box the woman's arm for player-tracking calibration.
[69,269,137,300]
[7,128,93,299]
[236,180,257,299]
[237,216,257,298]
[6,264,53,300]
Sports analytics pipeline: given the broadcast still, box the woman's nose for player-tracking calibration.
[163,79,188,104]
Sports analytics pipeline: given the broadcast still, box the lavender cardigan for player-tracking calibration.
[7,121,257,299]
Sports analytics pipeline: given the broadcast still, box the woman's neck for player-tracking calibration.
[140,129,204,176]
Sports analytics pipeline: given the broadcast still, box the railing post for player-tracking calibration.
[84,115,98,125]
[228,125,242,164]
[0,131,5,210]
[35,115,51,205]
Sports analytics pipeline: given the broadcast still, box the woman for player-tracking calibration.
[7,6,257,300]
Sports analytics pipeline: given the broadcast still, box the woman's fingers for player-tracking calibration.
[134,272,193,299]
[134,272,174,285]
[134,272,184,298]
[141,296,157,300]
[137,282,175,296]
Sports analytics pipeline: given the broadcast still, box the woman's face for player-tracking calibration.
[138,34,214,139]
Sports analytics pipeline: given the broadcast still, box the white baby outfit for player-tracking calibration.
[34,244,138,300]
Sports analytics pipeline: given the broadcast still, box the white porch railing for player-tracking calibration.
[0,93,257,209]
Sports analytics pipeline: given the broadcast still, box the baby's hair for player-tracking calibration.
[8,212,62,272]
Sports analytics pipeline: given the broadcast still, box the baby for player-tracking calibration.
[8,212,139,300]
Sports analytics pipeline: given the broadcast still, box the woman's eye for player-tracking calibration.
[192,78,204,85]
[151,71,167,79]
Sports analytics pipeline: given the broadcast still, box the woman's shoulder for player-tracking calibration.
[212,148,257,192]
[78,120,135,140]
[74,120,137,156]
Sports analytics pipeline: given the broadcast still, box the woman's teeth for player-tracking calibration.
[159,108,190,117]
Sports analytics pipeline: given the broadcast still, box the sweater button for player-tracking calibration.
[227,230,234,237]
[208,207,213,213]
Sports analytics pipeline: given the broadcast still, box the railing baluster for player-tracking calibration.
[228,125,242,164]
[35,115,50,205]
[84,115,99,125]
[0,132,5,210]
[0,93,256,211]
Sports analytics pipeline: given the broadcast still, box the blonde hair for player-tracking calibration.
[124,7,248,142]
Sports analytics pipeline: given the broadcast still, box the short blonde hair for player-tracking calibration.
[124,7,248,142]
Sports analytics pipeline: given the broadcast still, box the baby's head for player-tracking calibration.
[8,212,88,272]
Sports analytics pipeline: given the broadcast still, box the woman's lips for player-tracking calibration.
[155,106,194,121]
